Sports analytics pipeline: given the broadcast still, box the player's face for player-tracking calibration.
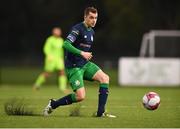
[53,28,61,37]
[84,12,98,28]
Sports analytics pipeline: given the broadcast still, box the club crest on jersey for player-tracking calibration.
[84,35,87,38]
[74,80,80,86]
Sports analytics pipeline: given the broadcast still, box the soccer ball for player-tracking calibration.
[142,92,160,110]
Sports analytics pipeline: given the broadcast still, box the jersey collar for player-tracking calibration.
[82,22,92,31]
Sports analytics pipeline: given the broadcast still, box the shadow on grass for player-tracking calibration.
[4,99,95,118]
[4,98,43,116]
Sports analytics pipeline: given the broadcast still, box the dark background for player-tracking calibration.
[1,0,180,67]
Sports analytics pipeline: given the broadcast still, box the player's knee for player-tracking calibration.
[42,72,50,78]
[100,73,109,83]
[59,70,65,76]
[76,93,86,102]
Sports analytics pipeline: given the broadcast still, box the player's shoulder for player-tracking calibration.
[69,22,83,35]
[47,35,54,40]
[72,22,86,32]
[46,36,62,42]
[45,36,53,42]
[59,37,64,42]
[72,22,83,29]
[71,22,94,33]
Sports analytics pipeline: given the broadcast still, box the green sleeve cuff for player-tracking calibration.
[63,40,81,55]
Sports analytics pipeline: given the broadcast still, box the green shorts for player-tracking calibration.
[44,58,65,72]
[65,61,100,91]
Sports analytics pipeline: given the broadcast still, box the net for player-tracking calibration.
[140,30,180,57]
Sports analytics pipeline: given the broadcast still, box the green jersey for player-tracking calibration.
[43,35,65,72]
[44,36,64,59]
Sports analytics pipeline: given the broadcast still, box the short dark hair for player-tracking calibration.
[84,7,97,16]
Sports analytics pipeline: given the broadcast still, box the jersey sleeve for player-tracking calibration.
[66,27,80,43]
[43,37,52,56]
[63,40,81,55]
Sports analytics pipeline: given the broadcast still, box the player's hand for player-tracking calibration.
[80,51,93,60]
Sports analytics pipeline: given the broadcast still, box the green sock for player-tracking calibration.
[34,74,46,88]
[58,75,67,91]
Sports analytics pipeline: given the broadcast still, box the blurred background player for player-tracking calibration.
[33,27,68,93]
[43,7,116,118]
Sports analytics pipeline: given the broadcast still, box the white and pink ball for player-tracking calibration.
[142,92,160,110]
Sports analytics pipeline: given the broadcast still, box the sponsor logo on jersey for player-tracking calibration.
[80,43,91,48]
[67,34,76,42]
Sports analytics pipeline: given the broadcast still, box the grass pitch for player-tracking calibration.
[0,67,180,127]
[0,85,180,128]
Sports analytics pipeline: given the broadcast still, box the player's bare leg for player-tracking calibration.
[58,70,70,94]
[75,87,86,102]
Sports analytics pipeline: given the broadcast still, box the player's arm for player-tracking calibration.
[63,40,92,60]
[43,38,54,60]
[63,40,81,55]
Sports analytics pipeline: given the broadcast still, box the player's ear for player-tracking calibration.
[84,15,87,19]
